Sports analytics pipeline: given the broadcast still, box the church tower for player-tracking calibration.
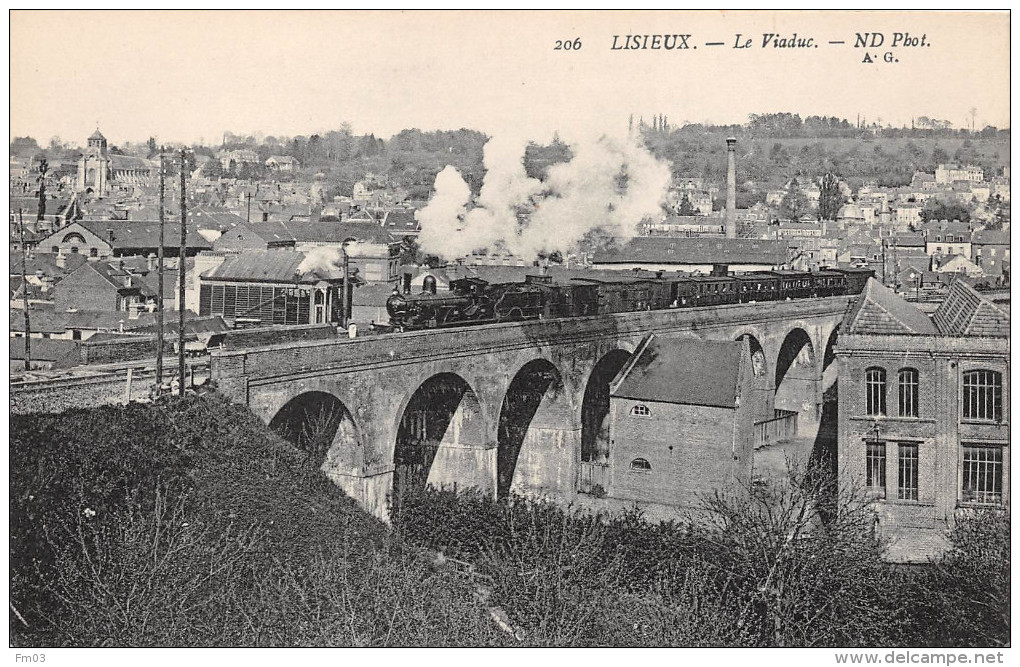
[77,128,111,197]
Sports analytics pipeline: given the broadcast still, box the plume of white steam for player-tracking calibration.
[416,165,472,257]
[297,245,344,275]
[297,241,371,275]
[415,133,671,261]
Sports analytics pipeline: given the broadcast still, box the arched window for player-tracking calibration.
[630,404,650,417]
[865,367,886,416]
[630,458,652,471]
[898,368,919,417]
[62,232,86,244]
[962,370,1003,422]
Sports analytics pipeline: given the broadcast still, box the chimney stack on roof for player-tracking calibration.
[726,137,737,239]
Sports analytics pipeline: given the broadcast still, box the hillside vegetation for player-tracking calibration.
[10,395,504,647]
[13,116,1009,201]
[10,395,1009,647]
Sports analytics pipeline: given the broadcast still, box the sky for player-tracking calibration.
[9,10,1011,147]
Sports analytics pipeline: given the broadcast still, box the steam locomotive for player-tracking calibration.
[385,267,874,330]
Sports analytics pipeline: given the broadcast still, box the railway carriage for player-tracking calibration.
[386,267,873,330]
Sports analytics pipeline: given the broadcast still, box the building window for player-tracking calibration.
[866,441,886,498]
[898,368,919,417]
[51,245,58,253]
[630,404,650,417]
[961,445,1004,505]
[962,370,1003,422]
[897,443,919,501]
[865,367,887,416]
[630,458,652,471]
[89,247,98,257]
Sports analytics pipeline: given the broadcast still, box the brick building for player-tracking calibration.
[53,261,157,314]
[971,229,1010,281]
[837,279,1009,562]
[604,335,756,510]
[34,220,211,259]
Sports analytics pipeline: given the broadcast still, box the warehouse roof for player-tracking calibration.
[202,250,347,284]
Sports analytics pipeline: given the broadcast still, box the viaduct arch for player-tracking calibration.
[229,297,852,519]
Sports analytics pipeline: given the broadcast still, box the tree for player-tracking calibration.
[36,159,49,222]
[677,193,698,216]
[778,180,810,221]
[398,236,423,265]
[920,200,970,224]
[818,173,844,221]
[10,136,40,158]
[698,462,898,646]
[922,510,1010,646]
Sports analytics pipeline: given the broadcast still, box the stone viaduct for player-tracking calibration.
[211,296,853,520]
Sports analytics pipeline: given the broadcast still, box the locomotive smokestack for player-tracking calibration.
[726,137,737,239]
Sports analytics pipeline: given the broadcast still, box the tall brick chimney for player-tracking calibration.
[726,137,737,239]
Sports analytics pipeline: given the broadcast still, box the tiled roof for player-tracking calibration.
[892,233,926,247]
[108,155,154,172]
[612,335,743,408]
[68,310,158,330]
[972,229,1009,245]
[190,207,247,231]
[8,251,87,277]
[10,309,71,333]
[931,279,1009,337]
[9,337,80,363]
[844,278,937,335]
[77,220,213,251]
[381,208,419,231]
[128,314,230,336]
[224,221,398,246]
[593,237,788,266]
[10,196,72,217]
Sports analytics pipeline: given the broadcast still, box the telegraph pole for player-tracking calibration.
[155,148,166,394]
[246,190,252,223]
[341,244,350,329]
[879,239,885,285]
[178,148,188,392]
[18,209,30,371]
